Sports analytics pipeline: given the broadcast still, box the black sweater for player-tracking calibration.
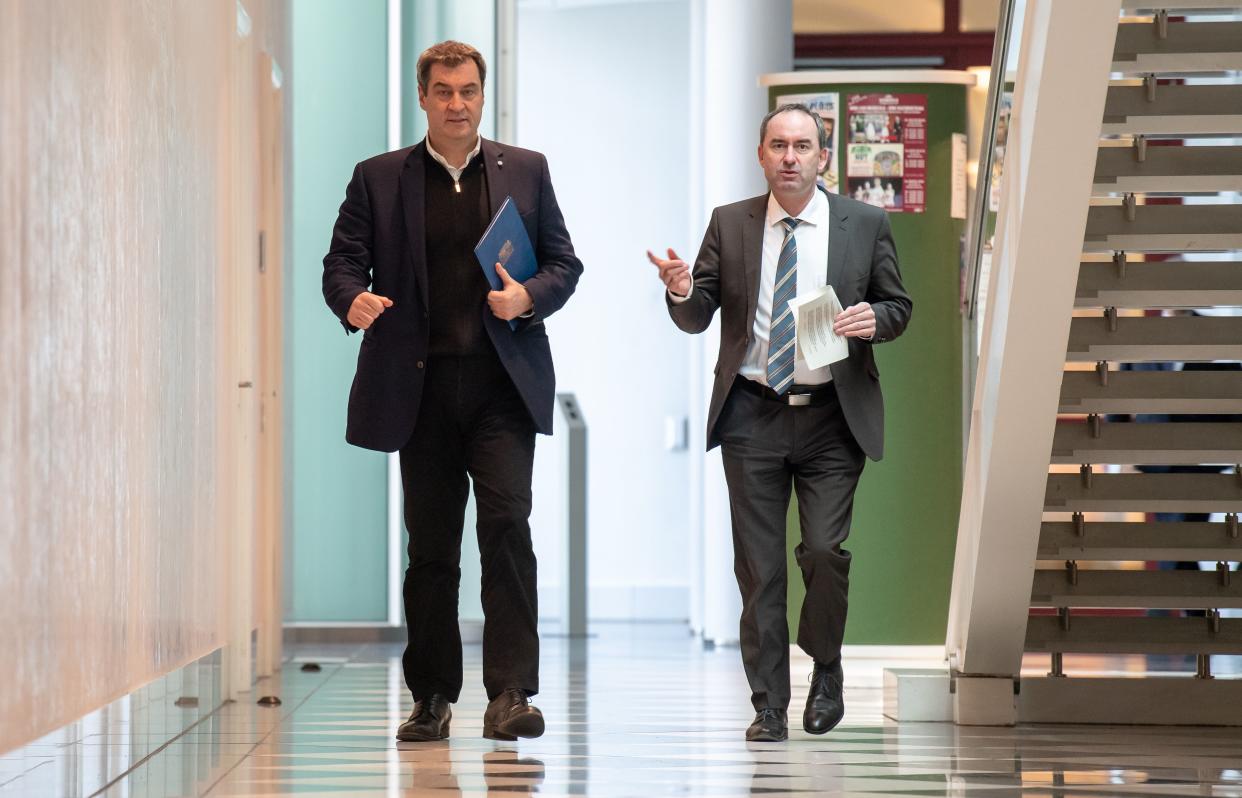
[423,147,495,357]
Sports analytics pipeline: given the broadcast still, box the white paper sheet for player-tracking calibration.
[788,285,849,370]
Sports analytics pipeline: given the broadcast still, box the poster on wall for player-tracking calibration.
[951,132,967,220]
[774,92,840,193]
[989,93,1013,214]
[846,93,927,213]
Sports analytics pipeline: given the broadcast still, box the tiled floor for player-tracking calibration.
[4,624,1242,796]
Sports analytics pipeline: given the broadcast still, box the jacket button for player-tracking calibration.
[417,361,425,369]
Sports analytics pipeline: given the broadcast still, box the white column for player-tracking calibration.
[687,0,791,644]
[386,0,404,629]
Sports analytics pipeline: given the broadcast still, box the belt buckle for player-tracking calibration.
[787,393,811,407]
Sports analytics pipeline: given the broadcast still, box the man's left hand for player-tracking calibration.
[488,263,534,321]
[834,302,876,339]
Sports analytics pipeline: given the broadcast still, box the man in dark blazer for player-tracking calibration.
[648,104,911,742]
[322,41,582,743]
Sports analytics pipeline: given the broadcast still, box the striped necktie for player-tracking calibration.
[766,217,801,395]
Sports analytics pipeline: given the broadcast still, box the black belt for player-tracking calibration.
[734,375,836,406]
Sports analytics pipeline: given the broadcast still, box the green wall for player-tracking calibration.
[771,82,967,644]
[286,1,390,621]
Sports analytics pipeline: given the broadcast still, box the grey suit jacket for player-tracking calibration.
[667,189,912,460]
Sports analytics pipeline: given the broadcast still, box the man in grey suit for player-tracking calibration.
[647,104,911,742]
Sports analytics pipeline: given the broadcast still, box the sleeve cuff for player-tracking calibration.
[667,275,694,304]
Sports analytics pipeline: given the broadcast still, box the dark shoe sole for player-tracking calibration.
[803,711,844,735]
[745,729,788,742]
[483,713,545,741]
[803,720,841,735]
[396,732,448,742]
[396,722,450,742]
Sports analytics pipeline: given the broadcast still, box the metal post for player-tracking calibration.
[496,0,517,144]
[557,394,588,637]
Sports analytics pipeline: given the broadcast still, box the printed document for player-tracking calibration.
[788,285,849,369]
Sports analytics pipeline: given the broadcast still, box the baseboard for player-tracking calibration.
[539,584,690,621]
[0,647,226,783]
[285,586,692,637]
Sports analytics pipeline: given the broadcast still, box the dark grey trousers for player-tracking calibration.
[717,379,866,711]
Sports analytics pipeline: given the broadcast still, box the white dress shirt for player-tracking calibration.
[671,189,833,386]
[426,135,482,189]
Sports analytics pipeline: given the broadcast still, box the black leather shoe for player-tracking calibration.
[396,694,451,741]
[803,659,845,734]
[483,688,545,740]
[745,708,788,742]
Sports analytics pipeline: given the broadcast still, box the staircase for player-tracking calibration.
[888,0,1242,726]
[1023,1,1242,722]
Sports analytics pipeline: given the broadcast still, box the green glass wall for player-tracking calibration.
[286,0,390,621]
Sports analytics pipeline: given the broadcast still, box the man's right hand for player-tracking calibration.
[646,248,691,298]
[347,291,394,330]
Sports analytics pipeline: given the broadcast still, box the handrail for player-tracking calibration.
[965,0,1020,324]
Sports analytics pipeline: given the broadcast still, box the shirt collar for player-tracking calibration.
[425,135,482,179]
[766,187,829,230]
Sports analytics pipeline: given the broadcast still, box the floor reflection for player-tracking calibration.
[2,626,1241,796]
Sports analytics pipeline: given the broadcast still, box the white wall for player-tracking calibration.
[517,0,693,620]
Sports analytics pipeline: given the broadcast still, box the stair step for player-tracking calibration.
[1031,567,1242,608]
[1059,369,1242,414]
[1075,260,1242,308]
[1093,145,1242,194]
[1101,84,1242,136]
[1113,21,1242,73]
[1025,614,1242,655]
[1122,0,1242,10]
[1019,676,1242,726]
[1045,472,1242,513]
[1040,520,1242,560]
[1082,203,1242,252]
[1051,420,1242,465]
[1065,315,1242,361]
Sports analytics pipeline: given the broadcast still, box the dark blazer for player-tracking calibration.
[323,139,583,452]
[668,189,911,460]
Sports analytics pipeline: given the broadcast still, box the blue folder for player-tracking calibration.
[475,196,537,330]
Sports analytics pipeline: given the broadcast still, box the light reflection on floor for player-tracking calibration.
[3,624,1242,796]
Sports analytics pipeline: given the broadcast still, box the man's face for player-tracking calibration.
[418,60,484,148]
[757,111,829,196]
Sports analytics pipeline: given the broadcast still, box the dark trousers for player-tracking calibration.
[398,354,539,703]
[717,379,866,711]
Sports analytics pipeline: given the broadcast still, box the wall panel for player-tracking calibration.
[0,0,287,753]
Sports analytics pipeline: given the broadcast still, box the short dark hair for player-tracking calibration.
[417,40,487,93]
[760,103,829,151]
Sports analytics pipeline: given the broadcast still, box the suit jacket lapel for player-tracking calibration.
[824,190,851,290]
[742,195,768,330]
[400,143,429,309]
[482,138,509,221]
